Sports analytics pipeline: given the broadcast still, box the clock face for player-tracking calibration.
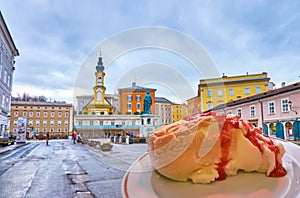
[98,76,102,84]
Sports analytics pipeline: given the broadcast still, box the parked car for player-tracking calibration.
[38,135,45,140]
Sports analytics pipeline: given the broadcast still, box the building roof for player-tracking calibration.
[0,12,19,56]
[118,82,156,92]
[186,95,199,101]
[199,72,270,86]
[76,95,93,99]
[11,101,72,107]
[207,81,300,112]
[155,97,172,103]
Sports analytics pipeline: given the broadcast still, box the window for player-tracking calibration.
[244,88,250,95]
[29,120,33,125]
[96,90,102,101]
[29,111,33,117]
[137,103,141,109]
[51,112,54,117]
[14,111,18,116]
[127,103,132,109]
[136,95,141,101]
[23,112,27,117]
[50,119,54,126]
[268,102,275,114]
[64,120,69,125]
[207,102,213,110]
[58,120,61,126]
[7,75,11,88]
[65,112,69,117]
[43,112,47,117]
[58,112,62,117]
[127,95,132,101]
[281,98,289,112]
[5,96,9,110]
[237,109,242,117]
[217,101,224,105]
[207,90,212,97]
[250,106,255,117]
[36,112,40,117]
[36,120,40,126]
[2,95,5,108]
[97,76,102,84]
[50,128,54,132]
[3,70,7,85]
[43,120,47,126]
[229,89,234,96]
[218,89,223,96]
[13,119,17,125]
[256,87,261,94]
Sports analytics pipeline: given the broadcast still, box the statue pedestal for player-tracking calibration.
[139,114,155,138]
[140,125,155,138]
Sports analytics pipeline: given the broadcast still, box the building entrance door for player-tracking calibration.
[276,123,284,140]
[293,121,300,140]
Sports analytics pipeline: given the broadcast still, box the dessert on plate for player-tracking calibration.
[147,112,287,184]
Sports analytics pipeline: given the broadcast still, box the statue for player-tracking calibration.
[143,91,152,114]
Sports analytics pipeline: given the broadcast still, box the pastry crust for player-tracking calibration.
[147,113,286,183]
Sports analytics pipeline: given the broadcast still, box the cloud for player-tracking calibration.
[2,0,300,104]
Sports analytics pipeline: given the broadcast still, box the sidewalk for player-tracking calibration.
[0,142,29,154]
[292,141,300,146]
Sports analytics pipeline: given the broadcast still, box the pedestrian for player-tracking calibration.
[72,130,77,144]
[46,132,50,146]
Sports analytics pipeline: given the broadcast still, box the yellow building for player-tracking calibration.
[172,103,188,122]
[84,54,113,115]
[186,96,200,116]
[10,101,73,138]
[198,72,271,112]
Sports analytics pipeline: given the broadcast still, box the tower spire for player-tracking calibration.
[96,51,104,72]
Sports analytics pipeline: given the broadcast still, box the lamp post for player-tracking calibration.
[288,100,298,115]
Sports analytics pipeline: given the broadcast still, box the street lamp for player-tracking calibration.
[288,100,298,115]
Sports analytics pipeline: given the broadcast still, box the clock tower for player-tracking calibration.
[84,53,113,115]
[94,55,106,104]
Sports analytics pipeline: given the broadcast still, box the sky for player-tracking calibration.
[1,0,300,104]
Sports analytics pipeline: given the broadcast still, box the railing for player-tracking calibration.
[74,125,161,129]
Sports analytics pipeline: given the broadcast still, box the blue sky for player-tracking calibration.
[1,0,300,103]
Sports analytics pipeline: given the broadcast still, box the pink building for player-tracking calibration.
[209,82,300,141]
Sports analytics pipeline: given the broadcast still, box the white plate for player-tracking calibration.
[122,140,300,198]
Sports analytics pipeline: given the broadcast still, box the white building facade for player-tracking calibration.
[0,12,19,137]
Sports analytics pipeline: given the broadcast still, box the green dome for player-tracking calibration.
[96,56,104,72]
